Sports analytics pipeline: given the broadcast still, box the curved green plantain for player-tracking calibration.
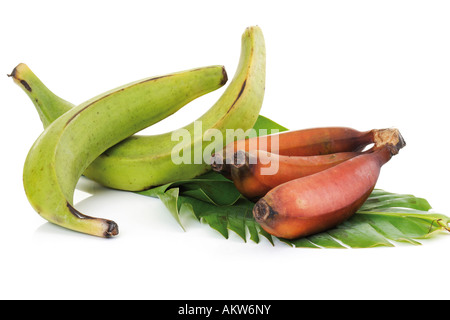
[14,26,266,192]
[22,66,228,237]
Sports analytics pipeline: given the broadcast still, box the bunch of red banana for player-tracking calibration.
[210,127,406,239]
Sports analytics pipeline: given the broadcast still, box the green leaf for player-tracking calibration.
[290,194,450,248]
[326,218,395,248]
[251,114,289,136]
[156,188,184,231]
[174,194,258,241]
[360,193,432,211]
[136,115,450,248]
[146,183,450,248]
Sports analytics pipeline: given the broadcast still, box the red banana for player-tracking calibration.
[210,127,398,176]
[228,150,363,200]
[252,139,405,240]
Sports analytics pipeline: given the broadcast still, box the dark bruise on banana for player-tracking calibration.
[18,26,266,237]
[227,79,247,114]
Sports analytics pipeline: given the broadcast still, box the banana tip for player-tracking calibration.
[253,198,275,222]
[373,128,406,154]
[105,220,119,238]
[7,63,33,92]
[67,202,119,238]
[210,153,224,172]
[221,66,228,86]
[232,150,248,169]
[7,63,26,79]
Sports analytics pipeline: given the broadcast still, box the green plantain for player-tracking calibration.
[22,66,228,237]
[14,26,266,192]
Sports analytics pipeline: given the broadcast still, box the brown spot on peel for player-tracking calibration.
[20,80,32,92]
[223,79,247,117]
[235,80,247,105]
[66,202,93,219]
[64,104,93,127]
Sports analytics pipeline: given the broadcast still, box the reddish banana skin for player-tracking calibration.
[253,144,398,239]
[226,126,374,156]
[210,127,392,175]
[230,150,362,200]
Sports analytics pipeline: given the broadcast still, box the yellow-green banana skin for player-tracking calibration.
[15,26,265,192]
[23,66,228,237]
[86,26,266,190]
[8,63,74,127]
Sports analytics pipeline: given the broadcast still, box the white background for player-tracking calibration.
[1,0,449,300]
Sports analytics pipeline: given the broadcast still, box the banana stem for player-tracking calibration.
[372,128,406,153]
